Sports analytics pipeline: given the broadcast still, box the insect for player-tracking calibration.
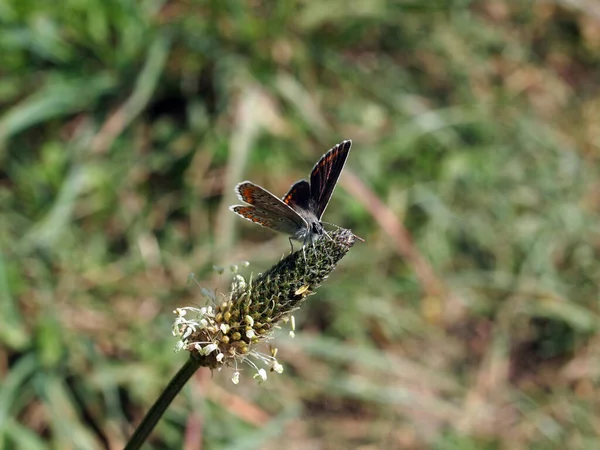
[229,139,352,252]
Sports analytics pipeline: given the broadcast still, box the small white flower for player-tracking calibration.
[246,329,256,339]
[242,261,250,267]
[245,315,254,327]
[233,274,246,290]
[216,353,224,362]
[200,306,213,316]
[220,323,230,334]
[289,331,295,338]
[201,343,219,356]
[174,341,186,352]
[254,368,267,383]
[232,372,240,384]
[272,362,284,373]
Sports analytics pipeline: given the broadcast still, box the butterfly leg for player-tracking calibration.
[288,237,295,254]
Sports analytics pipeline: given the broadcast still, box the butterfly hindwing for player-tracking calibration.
[229,205,302,235]
[283,180,311,211]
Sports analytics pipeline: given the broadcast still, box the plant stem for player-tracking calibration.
[124,356,202,450]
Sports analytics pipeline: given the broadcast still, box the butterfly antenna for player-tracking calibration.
[321,221,340,233]
[321,221,365,242]
[318,222,337,246]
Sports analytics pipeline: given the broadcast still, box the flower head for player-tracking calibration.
[173,228,356,383]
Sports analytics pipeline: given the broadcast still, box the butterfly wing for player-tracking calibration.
[231,181,306,235]
[229,205,302,235]
[309,139,352,219]
[283,180,311,211]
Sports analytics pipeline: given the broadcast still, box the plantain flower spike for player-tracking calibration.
[172,228,356,383]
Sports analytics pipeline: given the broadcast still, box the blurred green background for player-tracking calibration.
[2,1,600,448]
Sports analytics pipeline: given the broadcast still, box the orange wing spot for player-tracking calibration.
[239,185,256,202]
[234,206,268,225]
[283,188,296,204]
[316,145,345,169]
[319,152,336,167]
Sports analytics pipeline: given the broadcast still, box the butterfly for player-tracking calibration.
[230,140,352,251]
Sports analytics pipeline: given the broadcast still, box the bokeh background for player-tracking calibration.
[2,1,600,448]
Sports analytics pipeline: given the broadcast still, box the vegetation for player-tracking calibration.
[2,1,600,448]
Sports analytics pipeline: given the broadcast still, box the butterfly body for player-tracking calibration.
[230,140,352,249]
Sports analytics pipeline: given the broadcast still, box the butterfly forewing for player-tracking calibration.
[310,140,352,219]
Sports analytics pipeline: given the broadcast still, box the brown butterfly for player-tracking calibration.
[230,140,352,249]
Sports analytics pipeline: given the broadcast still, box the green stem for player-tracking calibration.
[124,356,202,450]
